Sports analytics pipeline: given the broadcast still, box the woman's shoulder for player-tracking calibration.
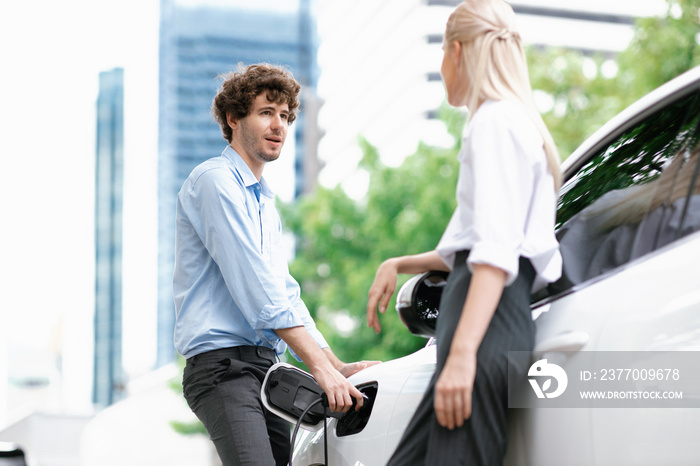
[468,99,541,147]
[474,99,532,126]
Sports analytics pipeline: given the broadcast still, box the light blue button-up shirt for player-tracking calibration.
[173,146,328,359]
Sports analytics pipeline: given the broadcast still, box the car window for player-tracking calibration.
[545,90,700,298]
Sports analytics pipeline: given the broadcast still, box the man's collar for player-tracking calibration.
[222,145,275,198]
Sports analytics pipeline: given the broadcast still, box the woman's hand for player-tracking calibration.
[433,263,507,429]
[366,258,399,333]
[367,252,449,333]
[434,351,477,429]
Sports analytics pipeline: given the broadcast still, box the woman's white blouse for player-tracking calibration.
[436,99,562,291]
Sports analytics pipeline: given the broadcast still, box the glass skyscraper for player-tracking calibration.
[94,67,125,407]
[157,0,321,366]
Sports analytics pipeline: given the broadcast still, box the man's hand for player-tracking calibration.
[277,328,381,413]
[322,347,381,411]
[310,365,365,413]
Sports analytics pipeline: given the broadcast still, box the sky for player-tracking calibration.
[0,0,670,417]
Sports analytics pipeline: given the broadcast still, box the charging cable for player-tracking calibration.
[289,394,329,466]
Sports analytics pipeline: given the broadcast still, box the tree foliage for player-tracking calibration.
[528,0,700,159]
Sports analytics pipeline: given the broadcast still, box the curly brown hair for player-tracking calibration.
[211,63,301,143]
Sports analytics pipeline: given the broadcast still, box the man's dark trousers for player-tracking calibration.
[183,346,290,466]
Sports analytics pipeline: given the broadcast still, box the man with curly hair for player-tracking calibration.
[173,63,374,465]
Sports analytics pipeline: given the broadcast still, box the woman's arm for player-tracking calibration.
[433,263,507,429]
[366,250,450,333]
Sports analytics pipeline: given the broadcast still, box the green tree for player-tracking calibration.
[528,48,624,158]
[617,0,700,98]
[528,0,700,159]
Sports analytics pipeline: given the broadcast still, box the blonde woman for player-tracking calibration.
[366,0,562,463]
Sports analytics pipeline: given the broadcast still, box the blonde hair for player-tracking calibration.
[445,0,561,190]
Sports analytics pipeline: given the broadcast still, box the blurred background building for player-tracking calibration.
[93,68,126,408]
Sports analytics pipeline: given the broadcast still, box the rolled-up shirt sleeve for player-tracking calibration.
[435,100,560,290]
[288,274,328,346]
[285,273,330,359]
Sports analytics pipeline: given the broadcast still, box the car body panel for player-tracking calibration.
[590,232,700,466]
[508,231,700,466]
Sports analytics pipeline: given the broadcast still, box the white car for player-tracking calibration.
[264,65,700,466]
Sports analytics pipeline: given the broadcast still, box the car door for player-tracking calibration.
[587,92,700,465]
[507,79,700,466]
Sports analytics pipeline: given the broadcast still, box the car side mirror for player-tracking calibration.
[395,271,449,338]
